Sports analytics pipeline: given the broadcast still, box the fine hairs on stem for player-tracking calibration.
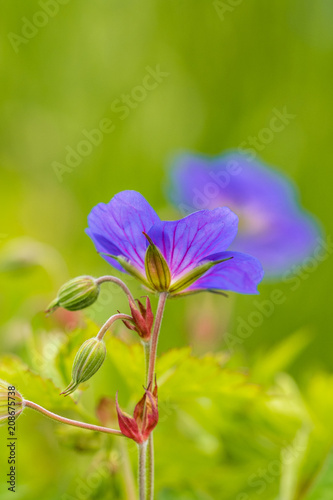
[25,400,123,436]
[138,442,148,500]
[147,434,154,500]
[144,292,168,499]
[147,293,168,388]
[96,312,132,341]
[96,275,136,304]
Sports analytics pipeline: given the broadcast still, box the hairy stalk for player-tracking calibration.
[145,292,168,499]
[138,442,147,500]
[147,292,167,387]
[25,400,123,436]
[96,275,135,303]
[144,341,151,385]
[146,434,154,500]
[96,313,132,341]
[143,341,154,499]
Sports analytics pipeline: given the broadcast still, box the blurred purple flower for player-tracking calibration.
[168,152,321,277]
[86,190,263,296]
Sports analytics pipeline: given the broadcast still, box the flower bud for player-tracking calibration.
[143,233,171,292]
[0,380,25,423]
[46,276,100,313]
[61,338,106,396]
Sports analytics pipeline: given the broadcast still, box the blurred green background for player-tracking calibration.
[1,1,333,499]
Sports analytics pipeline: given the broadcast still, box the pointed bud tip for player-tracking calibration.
[63,338,106,395]
[142,232,154,245]
[45,298,59,315]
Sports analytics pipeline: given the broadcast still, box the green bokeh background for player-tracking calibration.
[0,1,332,499]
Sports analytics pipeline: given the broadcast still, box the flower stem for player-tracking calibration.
[96,275,135,303]
[146,434,154,500]
[144,341,154,499]
[138,442,147,500]
[145,292,168,500]
[147,292,167,387]
[144,341,151,384]
[25,400,123,436]
[96,313,133,341]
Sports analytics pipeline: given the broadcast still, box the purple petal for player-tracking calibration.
[169,151,322,277]
[170,152,296,213]
[231,210,322,277]
[86,191,160,273]
[186,251,264,294]
[147,208,239,279]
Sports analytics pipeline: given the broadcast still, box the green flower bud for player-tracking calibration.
[0,380,25,424]
[144,233,171,292]
[61,338,106,396]
[46,276,100,313]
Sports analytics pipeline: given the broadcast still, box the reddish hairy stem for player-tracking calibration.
[25,400,123,436]
[147,292,167,387]
[144,292,167,499]
[96,313,132,341]
[96,275,135,303]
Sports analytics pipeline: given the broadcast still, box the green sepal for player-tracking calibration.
[170,289,229,299]
[169,257,233,294]
[99,253,153,289]
[144,233,171,292]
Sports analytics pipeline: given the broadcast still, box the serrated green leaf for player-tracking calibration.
[158,351,259,402]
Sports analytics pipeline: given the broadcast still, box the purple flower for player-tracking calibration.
[168,152,321,277]
[86,191,263,296]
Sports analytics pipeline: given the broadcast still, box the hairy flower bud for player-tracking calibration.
[0,380,25,423]
[46,276,100,313]
[61,338,106,396]
[144,233,171,292]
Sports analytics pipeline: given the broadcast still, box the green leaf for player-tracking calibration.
[0,354,84,415]
[303,448,333,500]
[157,349,260,402]
[252,329,312,383]
[105,336,144,394]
